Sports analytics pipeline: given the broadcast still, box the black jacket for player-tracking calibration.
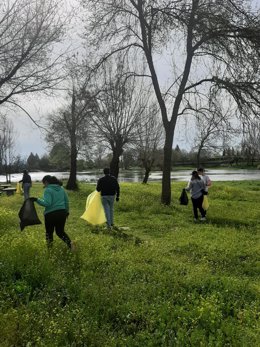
[20,173,32,184]
[96,174,120,197]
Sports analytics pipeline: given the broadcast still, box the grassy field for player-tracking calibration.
[0,181,259,347]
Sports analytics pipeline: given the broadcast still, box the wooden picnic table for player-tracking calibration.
[1,187,16,196]
[0,184,12,189]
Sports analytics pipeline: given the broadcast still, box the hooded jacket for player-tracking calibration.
[36,184,69,215]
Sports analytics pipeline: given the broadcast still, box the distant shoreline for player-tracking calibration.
[1,168,259,183]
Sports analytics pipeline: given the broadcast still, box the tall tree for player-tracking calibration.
[48,143,70,170]
[0,0,67,107]
[46,81,93,190]
[192,94,237,167]
[241,119,260,166]
[136,103,164,183]
[91,59,148,178]
[0,115,15,181]
[82,0,260,204]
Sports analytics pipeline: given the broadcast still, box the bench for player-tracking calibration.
[0,184,12,190]
[1,188,16,196]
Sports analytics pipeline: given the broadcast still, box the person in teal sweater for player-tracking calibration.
[32,175,72,249]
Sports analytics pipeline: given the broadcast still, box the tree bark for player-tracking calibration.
[110,148,123,178]
[142,167,150,184]
[197,146,202,168]
[66,89,78,191]
[161,128,174,205]
[66,135,78,190]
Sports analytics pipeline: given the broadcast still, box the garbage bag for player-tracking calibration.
[179,188,188,205]
[202,195,209,210]
[18,198,42,231]
[16,182,23,194]
[80,191,106,225]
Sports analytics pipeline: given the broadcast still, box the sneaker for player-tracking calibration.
[200,217,206,221]
[194,218,198,222]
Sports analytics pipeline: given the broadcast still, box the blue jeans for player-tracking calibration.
[23,183,31,200]
[101,195,115,227]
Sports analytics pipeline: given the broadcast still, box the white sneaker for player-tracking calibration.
[200,217,206,221]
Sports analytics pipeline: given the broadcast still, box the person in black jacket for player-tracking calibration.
[96,168,120,229]
[19,169,32,200]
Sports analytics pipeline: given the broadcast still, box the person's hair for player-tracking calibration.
[103,168,110,175]
[197,167,204,173]
[191,170,200,180]
[42,175,63,186]
[23,169,28,174]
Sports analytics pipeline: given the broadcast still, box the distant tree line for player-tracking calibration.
[2,141,259,179]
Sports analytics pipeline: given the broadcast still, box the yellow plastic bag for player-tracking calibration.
[16,182,23,195]
[202,195,209,210]
[80,191,106,225]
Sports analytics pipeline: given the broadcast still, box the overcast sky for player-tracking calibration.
[9,0,260,159]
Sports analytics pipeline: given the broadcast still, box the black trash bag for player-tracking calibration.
[179,188,188,205]
[18,198,42,231]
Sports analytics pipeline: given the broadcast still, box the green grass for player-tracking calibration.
[0,181,259,346]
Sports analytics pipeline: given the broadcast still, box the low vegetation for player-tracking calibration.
[0,181,259,346]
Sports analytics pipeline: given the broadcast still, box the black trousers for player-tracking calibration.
[191,195,206,219]
[44,210,71,248]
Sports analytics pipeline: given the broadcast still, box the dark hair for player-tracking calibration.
[42,175,63,186]
[103,168,110,175]
[23,169,28,174]
[191,170,200,180]
[197,167,204,173]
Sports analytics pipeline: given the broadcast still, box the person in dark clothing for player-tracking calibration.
[186,170,206,222]
[96,168,120,229]
[32,175,73,250]
[19,169,32,200]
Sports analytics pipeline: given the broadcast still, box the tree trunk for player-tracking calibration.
[66,138,78,190]
[66,88,78,191]
[161,129,174,205]
[110,152,120,178]
[197,148,202,168]
[110,147,123,178]
[142,167,150,184]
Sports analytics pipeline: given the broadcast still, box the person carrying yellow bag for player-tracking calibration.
[198,168,211,215]
[96,168,120,229]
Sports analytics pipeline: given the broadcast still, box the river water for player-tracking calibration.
[0,169,259,183]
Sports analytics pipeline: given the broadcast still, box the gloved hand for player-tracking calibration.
[30,197,38,202]
[116,197,119,202]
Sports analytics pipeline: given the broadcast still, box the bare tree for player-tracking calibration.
[0,0,67,107]
[0,114,16,182]
[136,103,164,183]
[81,0,260,204]
[91,59,148,178]
[241,119,260,166]
[191,94,237,167]
[46,81,93,190]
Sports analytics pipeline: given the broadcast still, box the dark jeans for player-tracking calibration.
[44,210,71,248]
[101,195,115,227]
[191,195,206,219]
[23,183,31,200]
